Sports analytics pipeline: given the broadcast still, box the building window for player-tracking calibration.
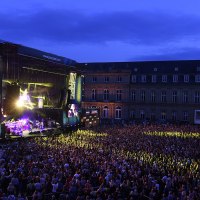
[104,76,109,82]
[194,91,200,103]
[130,110,135,119]
[82,88,85,101]
[116,90,122,101]
[92,76,97,82]
[161,111,166,120]
[117,76,122,82]
[154,68,157,72]
[150,113,156,121]
[131,75,137,83]
[140,90,145,102]
[140,110,145,120]
[151,91,156,103]
[162,75,167,83]
[184,75,189,82]
[141,75,146,83]
[195,75,200,82]
[115,106,121,119]
[172,111,177,121]
[172,91,177,103]
[134,68,138,72]
[183,91,188,103]
[104,89,109,101]
[173,75,178,83]
[161,91,167,103]
[103,106,109,118]
[183,111,188,121]
[174,67,179,71]
[152,75,157,83]
[197,67,200,72]
[91,89,96,100]
[131,90,136,101]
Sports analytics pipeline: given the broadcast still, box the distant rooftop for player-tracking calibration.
[78,60,200,73]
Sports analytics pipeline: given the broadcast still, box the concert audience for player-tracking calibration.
[0,124,199,199]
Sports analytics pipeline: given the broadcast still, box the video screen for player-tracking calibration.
[68,104,79,118]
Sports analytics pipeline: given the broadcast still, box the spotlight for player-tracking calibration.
[16,99,23,108]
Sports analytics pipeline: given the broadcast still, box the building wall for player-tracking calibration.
[80,61,200,124]
[82,70,131,121]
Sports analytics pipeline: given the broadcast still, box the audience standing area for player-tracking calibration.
[0,124,199,199]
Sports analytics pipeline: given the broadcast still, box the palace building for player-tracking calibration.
[78,61,200,124]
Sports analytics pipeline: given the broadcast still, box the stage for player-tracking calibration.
[5,127,63,139]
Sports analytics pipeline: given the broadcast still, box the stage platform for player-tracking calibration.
[4,127,63,139]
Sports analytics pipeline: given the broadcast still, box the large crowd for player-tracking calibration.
[0,124,199,199]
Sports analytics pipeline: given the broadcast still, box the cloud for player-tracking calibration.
[1,8,200,46]
[132,47,200,61]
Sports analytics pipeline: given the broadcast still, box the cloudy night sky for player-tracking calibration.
[1,0,200,62]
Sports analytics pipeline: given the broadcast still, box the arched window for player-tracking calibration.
[115,106,122,119]
[172,111,176,121]
[103,106,109,118]
[130,110,135,119]
[140,110,145,119]
[161,111,166,120]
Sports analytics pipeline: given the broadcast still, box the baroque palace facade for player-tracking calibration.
[78,61,200,124]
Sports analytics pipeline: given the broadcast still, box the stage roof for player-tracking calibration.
[0,39,76,66]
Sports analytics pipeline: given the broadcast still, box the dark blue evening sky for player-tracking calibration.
[1,0,200,62]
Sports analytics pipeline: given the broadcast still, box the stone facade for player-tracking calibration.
[78,61,200,124]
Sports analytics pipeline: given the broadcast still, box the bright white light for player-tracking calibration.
[38,97,43,108]
[16,89,34,110]
[16,99,23,108]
